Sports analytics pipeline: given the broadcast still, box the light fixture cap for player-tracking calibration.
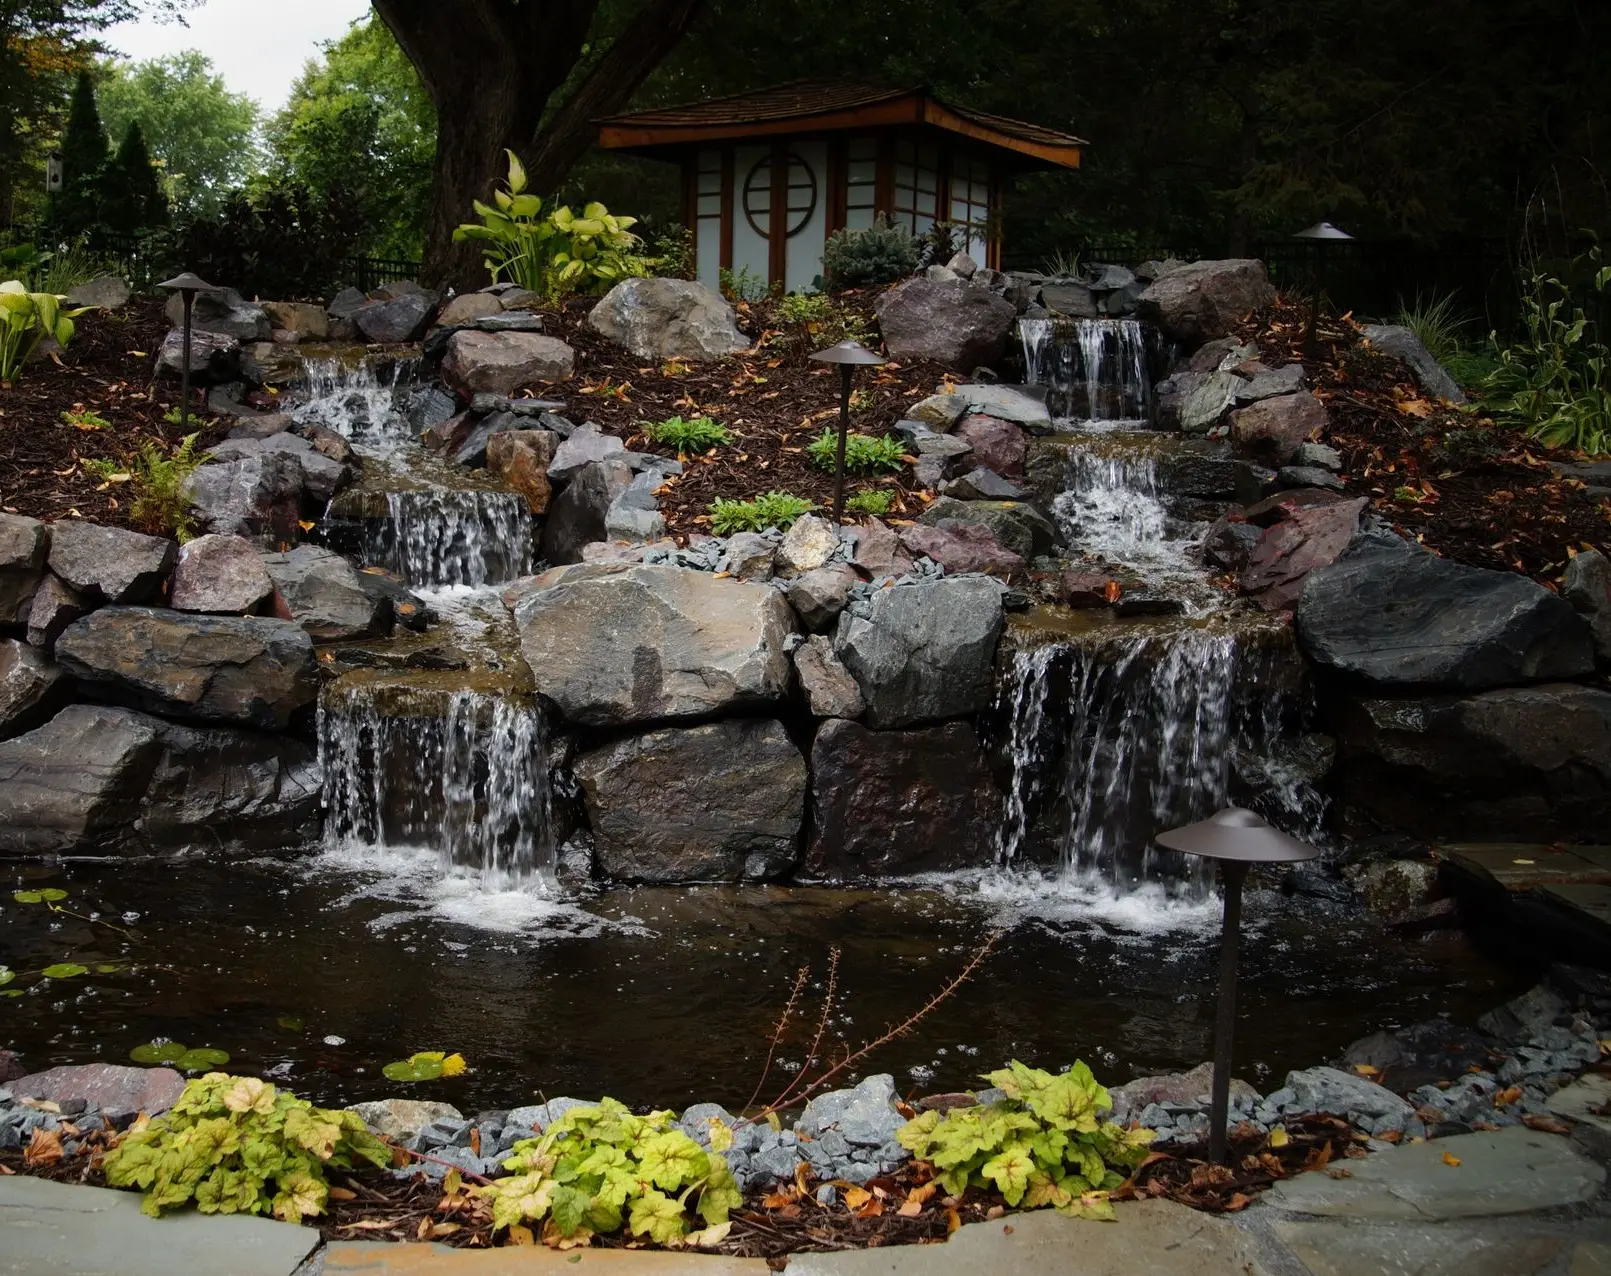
[157,271,219,293]
[809,338,887,366]
[1154,806,1321,863]
[1291,221,1354,241]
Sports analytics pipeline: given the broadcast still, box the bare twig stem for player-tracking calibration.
[767,947,840,1114]
[744,964,810,1115]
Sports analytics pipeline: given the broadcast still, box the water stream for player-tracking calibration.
[1019,317,1153,426]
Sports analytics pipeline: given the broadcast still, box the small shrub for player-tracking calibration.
[33,241,117,296]
[647,224,695,280]
[769,293,870,356]
[1041,247,1082,278]
[719,264,769,303]
[642,414,730,451]
[822,215,919,289]
[0,282,86,384]
[897,1060,1154,1219]
[61,407,110,430]
[103,1072,390,1220]
[916,220,962,269]
[708,490,815,534]
[845,488,894,517]
[479,1097,740,1247]
[807,427,906,473]
[86,432,210,540]
[1390,291,1473,365]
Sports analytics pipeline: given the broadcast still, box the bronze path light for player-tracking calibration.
[157,272,218,436]
[1291,221,1353,358]
[1155,806,1320,1163]
[808,338,887,526]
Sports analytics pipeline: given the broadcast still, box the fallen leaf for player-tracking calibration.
[24,1127,63,1167]
[430,1222,462,1237]
[1268,1126,1289,1148]
[1521,1114,1572,1135]
[1494,1086,1522,1108]
[327,1187,357,1201]
[945,1207,961,1233]
[1442,1150,1461,1167]
[843,1186,872,1211]
[340,1219,399,1232]
[508,1223,536,1246]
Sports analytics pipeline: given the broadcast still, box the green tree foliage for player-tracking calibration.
[264,13,434,259]
[96,50,257,219]
[50,68,108,234]
[101,120,166,230]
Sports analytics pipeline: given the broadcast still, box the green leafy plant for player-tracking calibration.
[453,151,645,299]
[130,1040,232,1071]
[806,427,906,474]
[1041,247,1082,278]
[33,241,116,296]
[845,488,894,516]
[0,282,86,384]
[382,1050,467,1082]
[647,224,695,280]
[61,407,111,430]
[823,215,919,290]
[769,293,870,356]
[85,432,211,540]
[479,1097,739,1248]
[103,1073,391,1220]
[708,490,815,534]
[1390,291,1473,365]
[642,414,730,451]
[719,264,769,303]
[896,1061,1154,1220]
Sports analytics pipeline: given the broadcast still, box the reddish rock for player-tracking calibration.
[1239,497,1367,611]
[486,429,559,515]
[955,414,1027,479]
[1231,390,1328,463]
[1060,569,1116,608]
[1242,486,1353,527]
[899,522,1024,577]
[10,1063,186,1120]
[849,519,914,580]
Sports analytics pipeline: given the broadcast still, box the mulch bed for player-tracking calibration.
[1235,298,1610,585]
[0,298,209,531]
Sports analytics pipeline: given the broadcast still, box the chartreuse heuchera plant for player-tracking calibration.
[896,1061,1154,1221]
[479,1098,741,1248]
[103,1074,391,1220]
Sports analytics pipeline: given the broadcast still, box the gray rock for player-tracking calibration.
[876,277,1017,369]
[1156,451,1239,499]
[538,457,634,564]
[907,393,968,431]
[801,1075,904,1147]
[916,496,1058,561]
[164,286,270,341]
[787,564,858,632]
[1157,369,1240,433]
[66,275,131,309]
[957,384,1053,430]
[1277,464,1345,492]
[326,287,367,321]
[575,719,806,882]
[185,453,304,539]
[1478,984,1570,1042]
[405,385,460,437]
[724,532,775,581]
[472,310,545,333]
[1234,363,1306,404]
[158,328,240,381]
[587,278,749,361]
[1345,859,1440,918]
[678,1103,740,1148]
[0,514,48,626]
[1136,258,1275,344]
[604,473,667,544]
[547,423,626,483]
[169,534,274,615]
[9,1064,184,1121]
[1564,549,1611,665]
[1363,323,1466,404]
[25,574,86,649]
[45,521,175,604]
[442,330,575,396]
[1231,390,1328,461]
[0,639,64,739]
[435,293,504,328]
[1110,1063,1259,1112]
[1291,441,1343,471]
[1204,518,1261,573]
[776,514,839,577]
[793,634,866,718]
[56,607,317,730]
[353,291,434,343]
[808,718,1004,875]
[208,434,350,504]
[505,1098,591,1133]
[510,562,795,725]
[848,520,914,580]
[1284,1066,1415,1123]
[1297,530,1596,689]
[1039,280,1098,318]
[261,545,391,641]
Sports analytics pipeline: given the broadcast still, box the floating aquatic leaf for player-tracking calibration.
[178,1048,231,1071]
[277,1015,306,1032]
[12,888,67,904]
[40,963,88,979]
[382,1057,445,1082]
[130,1040,191,1065]
[0,967,13,987]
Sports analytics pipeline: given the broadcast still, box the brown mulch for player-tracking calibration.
[1235,297,1610,585]
[544,292,952,539]
[0,297,204,530]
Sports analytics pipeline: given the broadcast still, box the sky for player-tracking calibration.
[102,0,373,113]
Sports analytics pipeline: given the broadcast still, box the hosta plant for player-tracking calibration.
[643,414,730,451]
[897,1060,1154,1220]
[806,427,906,474]
[103,1073,391,1220]
[479,1097,740,1248]
[0,281,86,384]
[708,490,815,534]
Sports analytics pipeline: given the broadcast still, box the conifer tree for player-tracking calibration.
[52,68,109,234]
[103,120,166,231]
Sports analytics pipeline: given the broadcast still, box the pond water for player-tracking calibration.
[1,854,1530,1113]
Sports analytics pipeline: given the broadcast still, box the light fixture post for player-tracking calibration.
[157,272,218,436]
[809,338,887,528]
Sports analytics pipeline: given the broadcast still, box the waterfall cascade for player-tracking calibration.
[381,490,536,589]
[1019,317,1154,426]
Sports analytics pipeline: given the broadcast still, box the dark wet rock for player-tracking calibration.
[510,563,794,726]
[1242,486,1354,527]
[485,429,559,514]
[1297,530,1595,689]
[786,564,859,632]
[1136,259,1275,344]
[835,576,1004,729]
[0,638,65,739]
[876,277,1017,369]
[445,410,520,468]
[848,520,914,580]
[1039,280,1097,318]
[1155,369,1239,434]
[916,495,1058,561]
[794,634,865,718]
[1234,363,1306,405]
[938,467,1025,501]
[1231,391,1328,462]
[262,545,392,641]
[1203,517,1261,572]
[442,330,575,396]
[1291,441,1343,471]
[807,718,1003,876]
[185,452,304,539]
[1362,323,1466,404]
[587,278,749,362]
[1112,591,1183,617]
[1478,983,1570,1042]
[954,415,1026,479]
[1564,549,1611,665]
[1060,569,1115,607]
[45,520,175,604]
[575,719,806,882]
[899,522,1024,577]
[0,705,156,853]
[165,286,270,340]
[169,533,274,615]
[56,607,317,730]
[1238,497,1367,612]
[0,513,47,626]
[1234,461,1280,506]
[404,385,460,437]
[538,457,634,565]
[1156,452,1239,499]
[25,574,87,650]
[547,422,626,483]
[1283,864,1356,905]
[1344,859,1440,918]
[1277,465,1345,492]
[1333,683,1611,842]
[10,1064,185,1121]
[353,291,435,343]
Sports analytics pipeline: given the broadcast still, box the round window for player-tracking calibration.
[742,152,818,239]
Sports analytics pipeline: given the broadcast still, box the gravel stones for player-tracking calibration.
[575,718,807,881]
[587,278,749,362]
[45,521,175,604]
[800,1075,905,1148]
[169,534,274,615]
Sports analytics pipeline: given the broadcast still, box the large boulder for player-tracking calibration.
[1564,549,1611,665]
[898,522,1024,577]
[1296,531,1596,690]
[1230,391,1327,462]
[164,287,270,340]
[1155,369,1239,434]
[442,330,575,396]
[184,452,304,540]
[158,328,241,382]
[1334,684,1611,842]
[587,278,749,362]
[0,638,65,739]
[55,608,317,730]
[435,292,505,328]
[915,496,1058,560]
[0,513,48,625]
[538,457,634,565]
[1362,323,1466,404]
[45,520,175,604]
[169,533,274,614]
[574,719,807,882]
[263,301,329,342]
[833,576,1004,728]
[875,277,1016,369]
[0,703,317,856]
[261,545,392,641]
[807,719,1003,876]
[353,291,435,343]
[955,414,1026,478]
[1135,259,1275,345]
[8,1064,185,1121]
[486,429,559,514]
[510,563,794,725]
[1238,497,1367,612]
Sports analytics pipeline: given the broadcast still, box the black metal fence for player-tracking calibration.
[349,255,422,294]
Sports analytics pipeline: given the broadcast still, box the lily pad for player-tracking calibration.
[382,1057,445,1082]
[0,967,13,987]
[177,1048,231,1071]
[13,888,67,904]
[276,1015,306,1032]
[40,962,88,979]
[130,1040,190,1065]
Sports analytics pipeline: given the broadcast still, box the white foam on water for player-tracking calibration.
[926,868,1224,938]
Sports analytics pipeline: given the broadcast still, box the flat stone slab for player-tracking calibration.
[1272,1218,1568,1276]
[323,1242,766,1273]
[0,1175,319,1275]
[786,1199,1268,1275]
[1440,844,1611,892]
[1539,883,1611,933]
[1264,1127,1604,1220]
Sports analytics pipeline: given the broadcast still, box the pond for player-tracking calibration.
[2,852,1530,1112]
